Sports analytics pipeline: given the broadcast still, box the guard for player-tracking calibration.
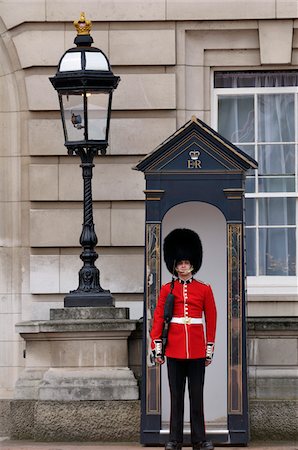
[150,228,217,450]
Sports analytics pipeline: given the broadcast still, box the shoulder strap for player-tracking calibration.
[164,277,175,323]
[170,276,175,293]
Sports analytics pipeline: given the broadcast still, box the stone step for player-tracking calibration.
[50,306,129,321]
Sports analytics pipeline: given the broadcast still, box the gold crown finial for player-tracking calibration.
[74,12,92,35]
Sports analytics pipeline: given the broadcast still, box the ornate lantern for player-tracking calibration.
[50,13,120,307]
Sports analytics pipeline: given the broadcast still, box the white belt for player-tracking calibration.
[171,317,203,325]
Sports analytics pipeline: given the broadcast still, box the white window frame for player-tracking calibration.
[212,82,298,295]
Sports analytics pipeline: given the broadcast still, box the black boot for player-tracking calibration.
[193,441,214,450]
[165,441,183,450]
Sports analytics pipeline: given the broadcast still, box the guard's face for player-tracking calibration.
[175,260,192,275]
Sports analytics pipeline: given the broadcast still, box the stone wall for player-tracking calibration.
[0,0,298,423]
[248,317,298,440]
[10,399,141,442]
[1,317,296,442]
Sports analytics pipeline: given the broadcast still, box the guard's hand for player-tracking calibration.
[153,339,165,365]
[150,352,164,365]
[205,342,215,366]
[155,355,165,365]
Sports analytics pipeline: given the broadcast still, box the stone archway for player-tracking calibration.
[0,22,23,406]
[161,201,227,432]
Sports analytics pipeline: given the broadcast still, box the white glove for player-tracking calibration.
[153,339,165,364]
[206,342,215,365]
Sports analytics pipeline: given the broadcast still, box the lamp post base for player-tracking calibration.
[64,291,114,307]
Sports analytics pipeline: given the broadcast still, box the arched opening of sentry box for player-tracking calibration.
[161,201,227,435]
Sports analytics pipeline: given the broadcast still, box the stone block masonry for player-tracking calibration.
[10,400,140,442]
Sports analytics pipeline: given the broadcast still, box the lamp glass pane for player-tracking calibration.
[61,94,85,142]
[59,52,82,72]
[87,92,110,141]
[85,52,109,71]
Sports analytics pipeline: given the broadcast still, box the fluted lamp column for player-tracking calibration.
[50,13,120,307]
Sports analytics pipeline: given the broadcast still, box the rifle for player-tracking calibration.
[151,279,175,365]
[161,279,175,359]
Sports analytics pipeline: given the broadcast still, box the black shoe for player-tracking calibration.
[165,441,182,450]
[201,441,214,450]
[193,441,214,450]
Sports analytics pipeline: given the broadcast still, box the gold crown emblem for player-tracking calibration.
[189,150,200,160]
[74,12,92,36]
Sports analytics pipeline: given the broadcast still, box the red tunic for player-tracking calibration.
[150,278,217,359]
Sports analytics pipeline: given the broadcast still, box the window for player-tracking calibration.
[213,71,298,285]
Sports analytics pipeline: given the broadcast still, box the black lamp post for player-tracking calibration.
[50,12,120,307]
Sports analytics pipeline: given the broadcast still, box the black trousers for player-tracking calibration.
[167,357,206,444]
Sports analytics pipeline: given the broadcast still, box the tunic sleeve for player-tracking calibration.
[150,284,170,349]
[204,284,217,344]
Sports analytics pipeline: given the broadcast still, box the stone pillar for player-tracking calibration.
[12,307,140,441]
[247,317,298,441]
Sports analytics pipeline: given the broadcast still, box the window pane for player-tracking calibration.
[245,199,256,226]
[258,144,294,175]
[238,144,256,175]
[258,177,295,192]
[259,228,296,275]
[218,95,254,143]
[245,228,256,276]
[258,94,294,142]
[245,177,255,193]
[238,144,255,158]
[259,198,296,226]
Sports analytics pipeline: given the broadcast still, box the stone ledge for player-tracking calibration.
[39,367,139,401]
[10,399,141,441]
[247,316,298,332]
[248,367,298,400]
[50,306,129,320]
[16,318,137,335]
[249,399,298,441]
[15,367,139,402]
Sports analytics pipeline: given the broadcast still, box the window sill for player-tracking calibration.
[247,276,298,295]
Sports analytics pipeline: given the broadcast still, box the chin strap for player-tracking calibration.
[170,276,175,292]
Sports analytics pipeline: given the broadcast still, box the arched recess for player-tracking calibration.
[0,19,23,399]
[160,201,227,431]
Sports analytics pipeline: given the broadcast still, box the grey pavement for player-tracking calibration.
[0,440,297,450]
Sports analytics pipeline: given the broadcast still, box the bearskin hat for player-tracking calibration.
[163,228,203,275]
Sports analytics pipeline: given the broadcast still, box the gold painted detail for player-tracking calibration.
[138,118,257,171]
[146,131,242,173]
[74,12,92,35]
[187,149,202,169]
[183,317,191,324]
[144,190,165,201]
[227,223,243,415]
[224,189,244,200]
[146,223,161,414]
